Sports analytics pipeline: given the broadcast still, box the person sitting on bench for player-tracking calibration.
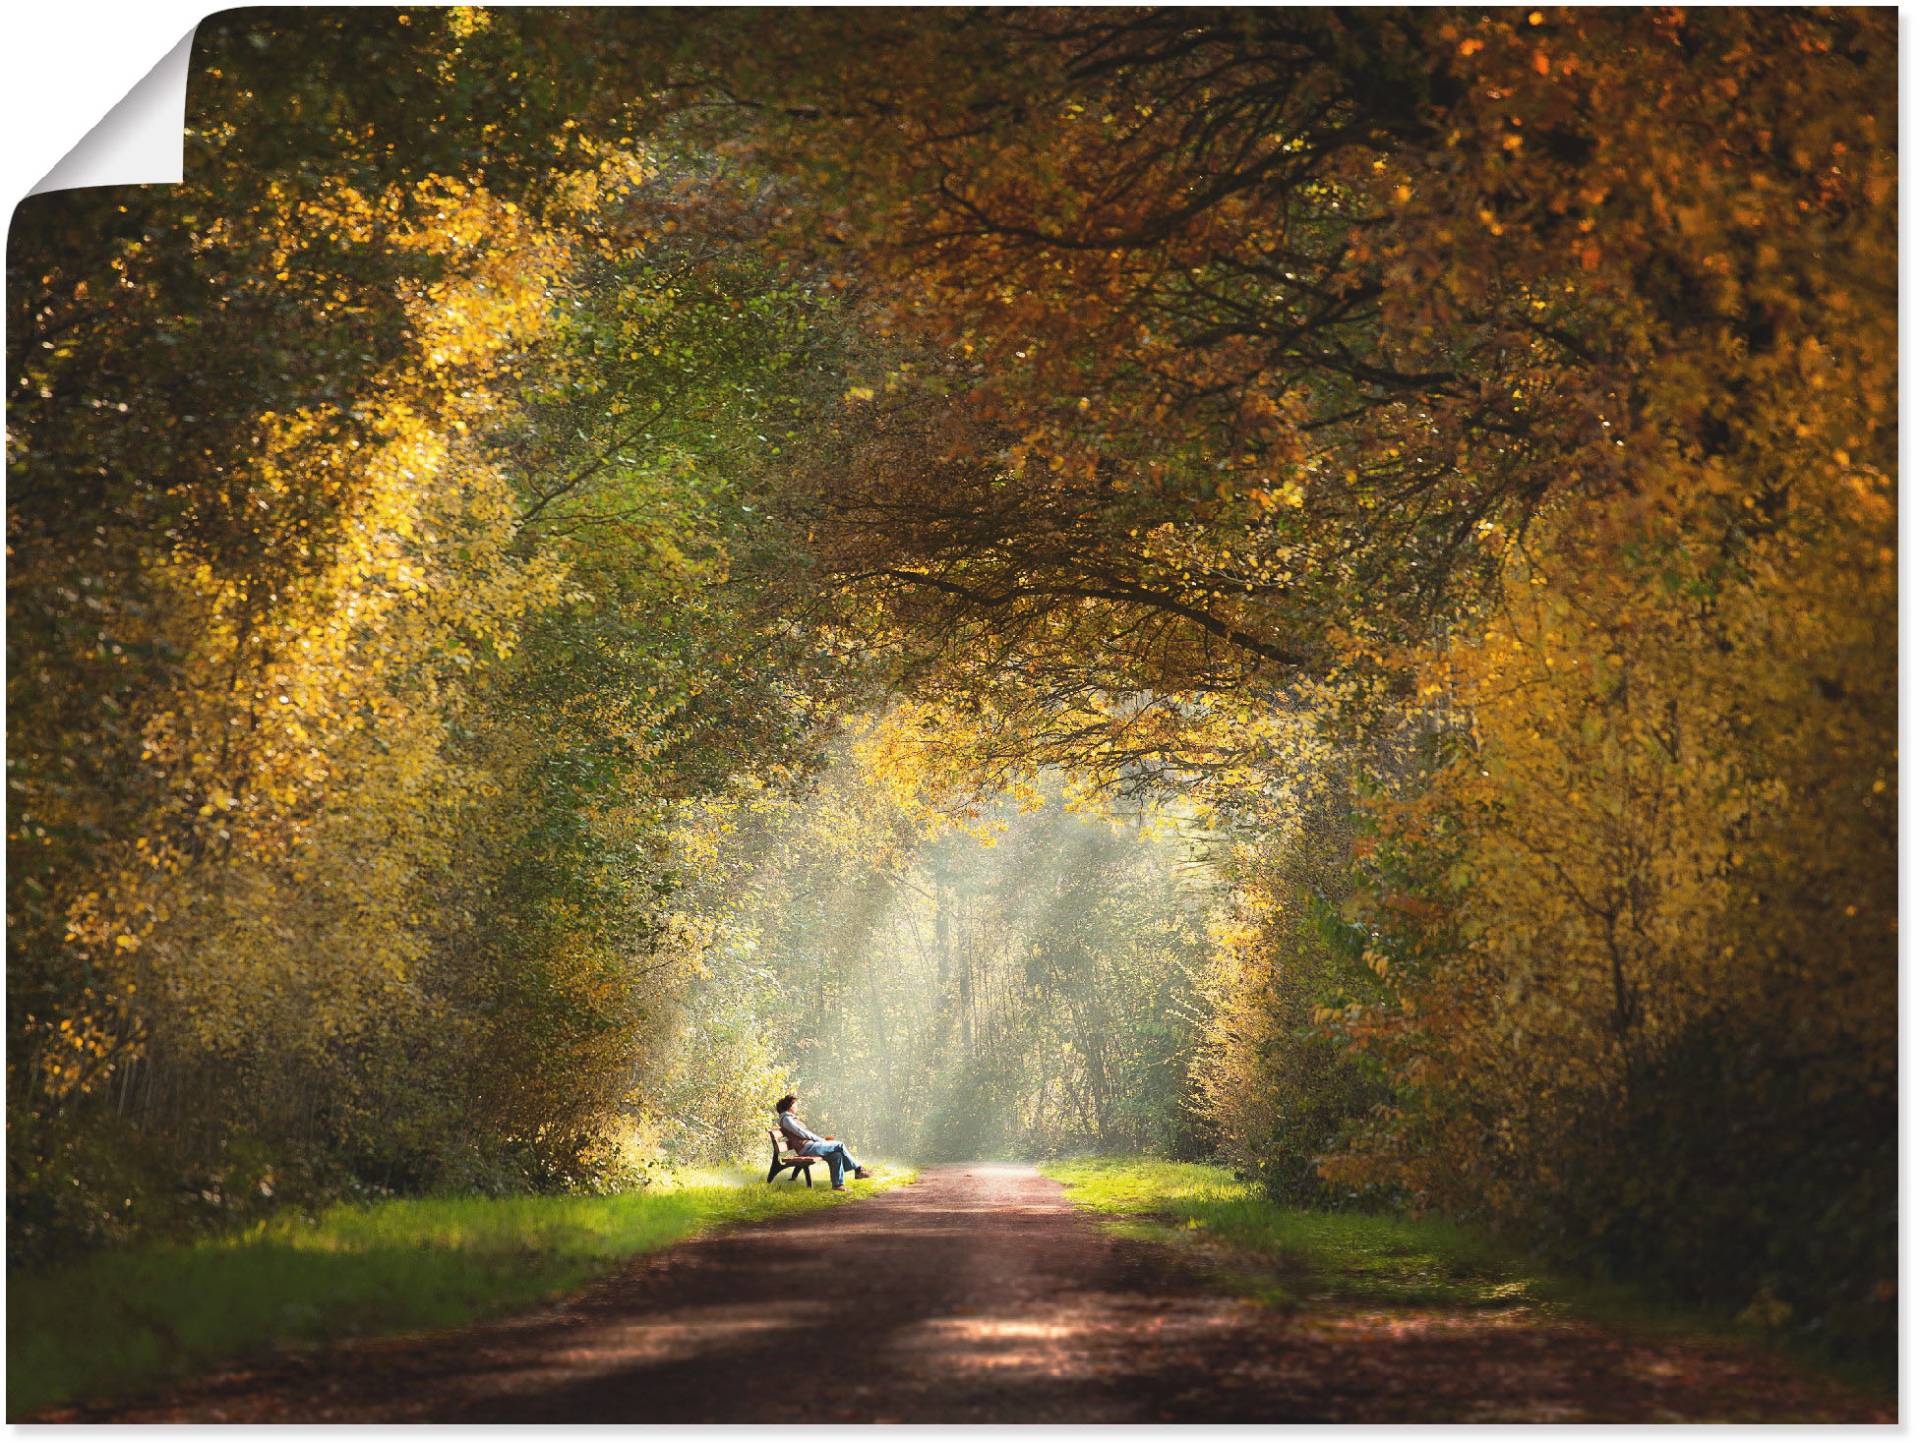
[776,1093,870,1190]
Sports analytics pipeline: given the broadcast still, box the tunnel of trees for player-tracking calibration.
[7,7,1895,1362]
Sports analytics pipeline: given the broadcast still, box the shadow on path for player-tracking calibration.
[53,1163,1887,1423]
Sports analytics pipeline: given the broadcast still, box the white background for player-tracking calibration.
[4,1,207,205]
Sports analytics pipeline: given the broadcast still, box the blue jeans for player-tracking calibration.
[802,1141,861,1186]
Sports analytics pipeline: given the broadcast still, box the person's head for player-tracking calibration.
[776,1093,798,1115]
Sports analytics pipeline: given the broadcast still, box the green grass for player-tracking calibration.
[1037,1157,1902,1422]
[1040,1158,1789,1336]
[1039,1157,1526,1310]
[8,1162,915,1418]
[1038,1158,1891,1399]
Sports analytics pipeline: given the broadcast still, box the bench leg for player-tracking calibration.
[767,1159,781,1184]
[803,1163,813,1188]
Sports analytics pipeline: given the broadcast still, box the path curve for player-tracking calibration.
[54,1163,1886,1423]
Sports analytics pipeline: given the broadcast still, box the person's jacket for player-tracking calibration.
[778,1110,821,1150]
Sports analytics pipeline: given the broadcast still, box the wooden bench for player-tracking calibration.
[766,1128,823,1186]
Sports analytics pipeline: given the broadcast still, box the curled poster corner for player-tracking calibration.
[29,28,196,196]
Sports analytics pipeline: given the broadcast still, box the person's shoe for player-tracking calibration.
[832,1183,847,1191]
[853,1167,872,1179]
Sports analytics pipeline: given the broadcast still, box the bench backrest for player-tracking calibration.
[769,1127,816,1166]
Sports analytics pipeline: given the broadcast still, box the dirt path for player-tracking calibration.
[54,1163,1887,1423]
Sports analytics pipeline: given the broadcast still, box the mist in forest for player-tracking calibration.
[674,759,1224,1163]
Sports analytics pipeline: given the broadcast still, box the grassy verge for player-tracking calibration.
[1039,1157,1531,1311]
[9,1162,914,1418]
[1037,1158,1889,1396]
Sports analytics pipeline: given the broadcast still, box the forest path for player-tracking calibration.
[60,1163,1884,1423]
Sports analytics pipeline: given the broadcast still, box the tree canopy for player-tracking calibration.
[7,3,1895,1363]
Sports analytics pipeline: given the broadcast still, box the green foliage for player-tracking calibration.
[1188,753,1392,1206]
[1503,1015,1897,1368]
[675,764,1215,1162]
[7,17,874,1253]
